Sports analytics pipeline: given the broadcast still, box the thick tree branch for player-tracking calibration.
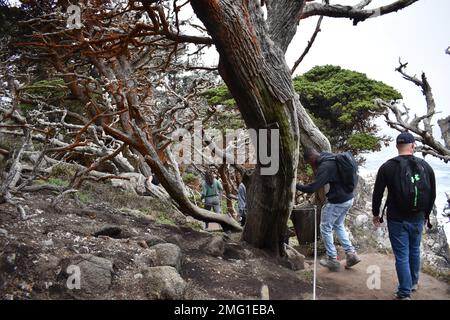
[302,0,419,25]
[130,120,242,231]
[438,116,450,149]
[266,0,307,53]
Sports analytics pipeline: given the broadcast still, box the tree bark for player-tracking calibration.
[438,116,450,149]
[191,0,301,256]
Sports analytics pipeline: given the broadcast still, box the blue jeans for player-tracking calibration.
[320,199,355,258]
[388,219,423,297]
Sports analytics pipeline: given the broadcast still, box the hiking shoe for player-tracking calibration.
[345,252,361,269]
[394,292,411,300]
[412,284,418,292]
[319,256,341,272]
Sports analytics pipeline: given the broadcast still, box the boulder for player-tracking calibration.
[165,234,184,245]
[143,266,186,299]
[59,254,113,294]
[0,252,16,273]
[142,234,166,247]
[285,245,305,271]
[0,228,8,237]
[223,243,252,260]
[201,236,225,257]
[42,239,54,247]
[133,249,158,268]
[151,243,182,271]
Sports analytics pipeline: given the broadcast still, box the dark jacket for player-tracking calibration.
[296,152,354,204]
[372,155,436,223]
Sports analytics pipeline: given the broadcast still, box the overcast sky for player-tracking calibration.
[200,0,449,143]
[288,0,449,129]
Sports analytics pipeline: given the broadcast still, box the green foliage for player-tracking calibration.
[185,220,204,231]
[23,79,67,99]
[201,84,244,130]
[189,192,202,205]
[18,103,34,114]
[220,198,228,216]
[202,85,236,106]
[213,110,245,131]
[182,172,199,184]
[0,135,18,151]
[347,133,380,152]
[305,164,314,177]
[48,178,69,187]
[50,163,77,179]
[156,212,177,226]
[293,65,402,157]
[77,191,93,204]
[19,79,68,115]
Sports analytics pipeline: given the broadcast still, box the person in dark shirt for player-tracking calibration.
[297,148,361,272]
[372,131,436,300]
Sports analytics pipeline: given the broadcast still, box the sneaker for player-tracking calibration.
[345,252,361,269]
[412,284,418,292]
[394,292,411,300]
[319,256,341,272]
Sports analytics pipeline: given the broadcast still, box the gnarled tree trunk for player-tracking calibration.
[192,0,305,256]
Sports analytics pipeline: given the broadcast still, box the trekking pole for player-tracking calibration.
[313,204,317,301]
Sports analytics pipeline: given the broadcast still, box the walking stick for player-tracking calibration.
[313,204,317,300]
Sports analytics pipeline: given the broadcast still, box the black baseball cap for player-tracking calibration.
[396,132,415,144]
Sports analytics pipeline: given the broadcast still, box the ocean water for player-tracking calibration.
[362,144,450,243]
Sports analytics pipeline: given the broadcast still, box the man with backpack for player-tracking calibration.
[372,132,436,300]
[296,148,361,272]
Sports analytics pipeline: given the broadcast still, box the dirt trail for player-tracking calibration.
[313,253,450,300]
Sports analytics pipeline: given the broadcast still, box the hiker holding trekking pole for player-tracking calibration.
[372,132,436,300]
[296,148,361,272]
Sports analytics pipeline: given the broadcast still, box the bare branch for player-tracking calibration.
[302,0,419,25]
[377,62,450,165]
[438,116,450,149]
[291,15,324,74]
[0,130,31,203]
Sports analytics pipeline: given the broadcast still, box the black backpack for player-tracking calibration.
[392,156,431,214]
[335,152,358,193]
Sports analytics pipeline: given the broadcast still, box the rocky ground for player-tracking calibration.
[0,176,448,300]
[0,183,311,300]
[316,253,449,300]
